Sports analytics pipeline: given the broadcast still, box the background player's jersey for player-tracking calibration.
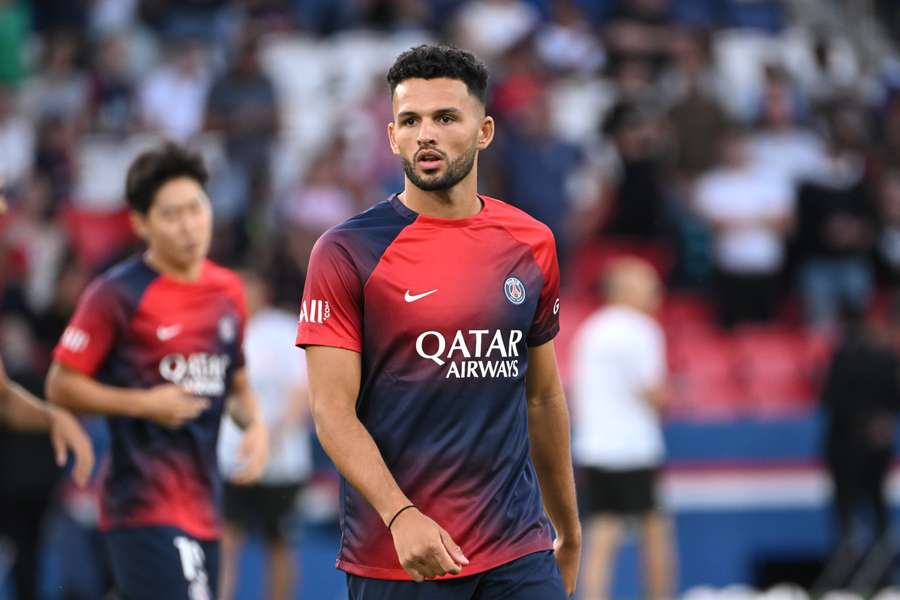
[53,256,246,540]
[296,195,561,580]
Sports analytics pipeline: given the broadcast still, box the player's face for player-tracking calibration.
[388,77,493,192]
[133,177,212,270]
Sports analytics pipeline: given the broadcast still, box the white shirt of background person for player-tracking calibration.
[572,260,667,471]
[218,307,311,485]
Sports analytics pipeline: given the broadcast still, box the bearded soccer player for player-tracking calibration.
[45,143,268,600]
[297,45,581,599]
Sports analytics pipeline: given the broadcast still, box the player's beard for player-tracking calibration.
[402,144,477,192]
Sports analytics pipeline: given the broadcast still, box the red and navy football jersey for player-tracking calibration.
[296,195,561,580]
[53,256,247,540]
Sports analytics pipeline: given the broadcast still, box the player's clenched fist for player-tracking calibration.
[139,384,209,429]
[389,508,469,582]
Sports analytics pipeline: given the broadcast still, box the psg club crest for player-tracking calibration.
[218,316,237,343]
[504,276,526,305]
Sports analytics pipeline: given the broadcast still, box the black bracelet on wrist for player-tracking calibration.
[388,504,417,530]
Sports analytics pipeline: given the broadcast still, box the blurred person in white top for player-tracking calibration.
[218,271,311,600]
[572,257,675,600]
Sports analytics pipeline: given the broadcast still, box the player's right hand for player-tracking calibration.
[140,384,209,429]
[389,508,469,582]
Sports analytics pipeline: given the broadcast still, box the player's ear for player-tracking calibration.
[477,115,495,150]
[387,121,400,156]
[129,211,149,241]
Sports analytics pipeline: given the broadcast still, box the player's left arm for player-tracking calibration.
[226,367,269,484]
[526,340,581,597]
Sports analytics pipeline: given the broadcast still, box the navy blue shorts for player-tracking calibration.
[105,526,220,600]
[347,550,567,600]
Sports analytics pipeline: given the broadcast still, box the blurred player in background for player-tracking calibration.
[218,270,311,600]
[0,186,94,600]
[297,44,580,599]
[45,143,268,600]
[572,258,675,600]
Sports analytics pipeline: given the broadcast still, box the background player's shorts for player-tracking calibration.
[224,481,302,542]
[580,466,660,517]
[105,526,219,600]
[347,549,566,600]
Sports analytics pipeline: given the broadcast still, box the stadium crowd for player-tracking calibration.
[5,0,900,598]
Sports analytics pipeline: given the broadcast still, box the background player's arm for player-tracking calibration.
[1,358,94,485]
[224,367,269,484]
[306,345,469,581]
[525,340,581,596]
[46,362,209,428]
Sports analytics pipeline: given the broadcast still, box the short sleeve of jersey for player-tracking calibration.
[528,230,561,347]
[295,231,363,353]
[53,278,127,376]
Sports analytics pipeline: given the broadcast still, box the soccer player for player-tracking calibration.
[0,191,93,486]
[45,143,268,600]
[297,45,581,599]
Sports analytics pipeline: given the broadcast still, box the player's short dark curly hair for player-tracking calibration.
[125,142,208,214]
[387,44,489,105]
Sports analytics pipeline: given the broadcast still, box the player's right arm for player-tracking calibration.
[45,276,207,429]
[46,363,208,428]
[306,345,469,581]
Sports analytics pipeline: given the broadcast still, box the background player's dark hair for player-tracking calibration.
[386,44,489,105]
[125,142,208,214]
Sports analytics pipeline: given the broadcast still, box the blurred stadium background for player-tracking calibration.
[5,0,900,598]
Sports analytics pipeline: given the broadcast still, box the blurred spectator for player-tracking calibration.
[815,306,900,594]
[572,257,675,600]
[663,28,727,180]
[599,100,670,241]
[218,271,311,600]
[138,40,210,142]
[206,28,279,220]
[695,125,794,328]
[0,84,33,190]
[534,0,605,75]
[749,65,827,183]
[279,139,359,234]
[490,88,582,264]
[362,0,431,34]
[795,102,876,328]
[86,33,138,135]
[452,0,540,61]
[876,169,900,284]
[138,0,233,44]
[21,31,89,124]
[289,0,355,35]
[603,0,674,76]
[33,113,77,204]
[0,0,29,86]
[2,175,67,314]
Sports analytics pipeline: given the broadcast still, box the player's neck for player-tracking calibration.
[143,250,203,282]
[399,175,481,220]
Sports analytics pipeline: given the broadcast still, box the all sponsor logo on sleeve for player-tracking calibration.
[61,327,90,352]
[298,299,331,324]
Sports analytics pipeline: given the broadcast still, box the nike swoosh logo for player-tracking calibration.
[404,289,438,303]
[156,324,183,341]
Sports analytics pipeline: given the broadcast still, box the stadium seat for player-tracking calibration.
[668,330,749,420]
[733,326,821,416]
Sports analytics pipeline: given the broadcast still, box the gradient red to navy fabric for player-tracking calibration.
[296,195,561,580]
[53,256,247,540]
